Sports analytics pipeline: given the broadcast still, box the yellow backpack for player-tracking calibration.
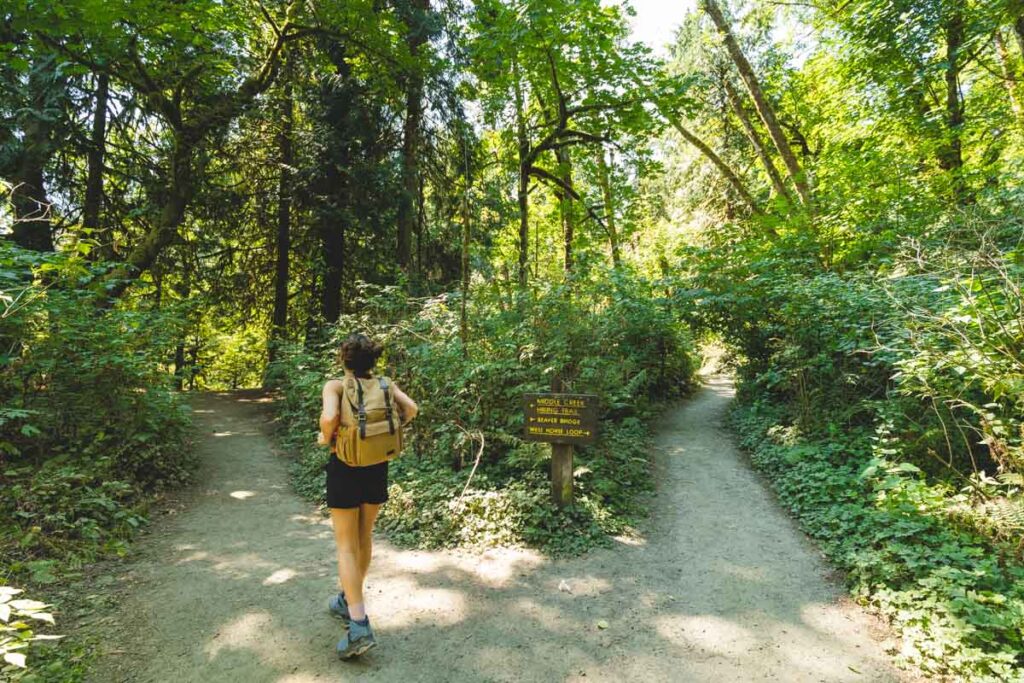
[335,376,403,467]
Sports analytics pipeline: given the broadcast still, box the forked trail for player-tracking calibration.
[87,378,909,682]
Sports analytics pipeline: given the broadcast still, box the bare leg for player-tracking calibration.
[330,508,362,610]
[357,503,381,587]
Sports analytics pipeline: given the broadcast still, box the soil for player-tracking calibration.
[85,377,911,682]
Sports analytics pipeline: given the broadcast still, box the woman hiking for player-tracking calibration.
[316,333,418,659]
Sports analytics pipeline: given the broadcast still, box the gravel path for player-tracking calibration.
[86,377,908,682]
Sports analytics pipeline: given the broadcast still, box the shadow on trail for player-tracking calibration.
[88,383,902,683]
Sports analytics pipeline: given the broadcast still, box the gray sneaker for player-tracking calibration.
[328,592,350,623]
[336,617,377,659]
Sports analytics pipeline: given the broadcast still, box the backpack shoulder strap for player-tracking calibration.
[378,377,396,435]
[349,377,367,439]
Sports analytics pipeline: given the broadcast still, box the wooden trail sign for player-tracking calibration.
[523,393,598,445]
[523,393,598,507]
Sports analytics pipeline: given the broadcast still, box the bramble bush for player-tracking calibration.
[0,243,193,675]
[731,401,1024,680]
[270,269,696,554]
[679,213,1024,680]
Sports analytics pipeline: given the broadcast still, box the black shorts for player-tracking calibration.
[325,455,389,509]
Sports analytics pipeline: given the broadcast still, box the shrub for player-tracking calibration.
[0,243,193,579]
[271,269,696,554]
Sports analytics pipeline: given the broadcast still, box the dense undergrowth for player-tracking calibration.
[0,244,193,679]
[680,213,1024,681]
[271,271,696,555]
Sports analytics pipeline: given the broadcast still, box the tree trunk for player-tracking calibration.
[397,0,429,276]
[596,147,621,268]
[1015,15,1024,58]
[723,78,792,204]
[173,274,191,391]
[460,181,471,356]
[10,57,60,252]
[556,146,574,275]
[269,55,293,366]
[995,30,1024,128]
[84,71,110,259]
[320,215,345,324]
[10,160,55,252]
[513,60,530,288]
[701,0,812,211]
[667,114,770,225]
[939,6,967,201]
[303,272,323,350]
[103,140,192,299]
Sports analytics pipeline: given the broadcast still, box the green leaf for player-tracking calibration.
[4,651,27,668]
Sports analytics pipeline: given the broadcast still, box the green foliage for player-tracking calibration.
[681,215,1024,489]
[887,233,1024,488]
[0,586,62,678]
[271,271,695,554]
[678,210,1024,680]
[0,243,193,583]
[732,399,1024,681]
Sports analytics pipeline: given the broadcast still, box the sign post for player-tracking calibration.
[523,393,598,507]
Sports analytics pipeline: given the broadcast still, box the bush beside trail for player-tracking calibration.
[679,216,1024,681]
[271,271,697,555]
[0,244,195,680]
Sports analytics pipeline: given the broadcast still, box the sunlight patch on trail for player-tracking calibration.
[204,610,274,660]
[262,568,298,586]
[379,578,467,628]
[654,614,758,657]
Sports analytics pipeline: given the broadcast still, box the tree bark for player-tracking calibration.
[667,114,767,221]
[84,71,110,258]
[596,147,621,268]
[939,6,967,201]
[723,78,791,203]
[320,213,345,324]
[10,56,60,252]
[103,140,192,299]
[701,0,812,211]
[269,54,293,365]
[995,30,1024,128]
[513,59,530,289]
[460,175,471,356]
[556,146,575,275]
[397,0,429,276]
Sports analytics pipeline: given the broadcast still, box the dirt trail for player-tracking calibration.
[87,378,908,683]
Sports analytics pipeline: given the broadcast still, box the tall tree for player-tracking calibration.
[32,0,303,296]
[595,147,621,268]
[470,0,654,287]
[3,53,65,252]
[269,51,293,364]
[701,0,813,211]
[396,0,432,277]
[83,71,109,257]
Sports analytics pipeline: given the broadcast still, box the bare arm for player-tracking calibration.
[318,379,344,446]
[391,383,418,424]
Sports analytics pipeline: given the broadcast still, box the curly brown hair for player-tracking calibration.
[337,333,383,378]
